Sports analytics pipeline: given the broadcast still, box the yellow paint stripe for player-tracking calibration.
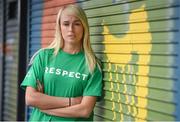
[102,4,151,121]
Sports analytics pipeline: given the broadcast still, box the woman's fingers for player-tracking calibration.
[36,80,43,93]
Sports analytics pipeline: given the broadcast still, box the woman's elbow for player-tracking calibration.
[25,88,37,106]
[83,112,91,118]
[25,99,31,106]
[81,108,92,118]
[80,97,96,118]
[25,93,35,106]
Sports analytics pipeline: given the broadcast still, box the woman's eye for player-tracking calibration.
[63,23,69,26]
[75,23,81,26]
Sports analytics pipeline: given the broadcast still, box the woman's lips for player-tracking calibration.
[68,35,75,38]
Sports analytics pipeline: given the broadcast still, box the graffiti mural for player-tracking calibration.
[80,0,178,121]
[101,4,151,121]
[26,0,180,121]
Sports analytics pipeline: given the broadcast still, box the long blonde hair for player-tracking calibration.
[30,4,99,73]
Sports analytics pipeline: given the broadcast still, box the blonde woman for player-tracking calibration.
[21,4,102,121]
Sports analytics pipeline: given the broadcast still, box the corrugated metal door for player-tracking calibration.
[2,0,18,120]
[78,0,180,121]
[26,0,180,121]
[0,0,2,80]
[0,0,3,120]
[28,0,43,58]
[26,0,44,120]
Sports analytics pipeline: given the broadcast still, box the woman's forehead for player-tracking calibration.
[61,9,80,21]
[62,7,77,16]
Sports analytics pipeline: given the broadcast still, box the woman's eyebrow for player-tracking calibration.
[74,20,81,22]
[63,21,69,23]
[62,20,81,22]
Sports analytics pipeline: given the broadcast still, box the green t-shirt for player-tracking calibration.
[21,49,102,121]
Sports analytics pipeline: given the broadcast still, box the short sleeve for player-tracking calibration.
[83,65,102,98]
[20,50,44,90]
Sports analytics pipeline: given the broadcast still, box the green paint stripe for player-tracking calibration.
[147,110,175,121]
[101,62,174,78]
[103,81,174,103]
[103,72,174,90]
[103,90,175,114]
[86,3,175,18]
[90,31,177,43]
[92,43,177,55]
[94,106,134,121]
[90,19,176,34]
[104,76,171,90]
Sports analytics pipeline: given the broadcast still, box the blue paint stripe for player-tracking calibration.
[29,0,43,56]
[26,0,43,120]
[29,45,42,51]
[173,0,180,121]
[31,4,43,11]
[29,38,41,43]
[30,31,41,37]
[31,10,43,18]
[31,17,43,24]
[31,0,43,4]
[31,25,41,31]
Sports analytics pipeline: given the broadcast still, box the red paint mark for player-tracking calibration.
[0,41,17,56]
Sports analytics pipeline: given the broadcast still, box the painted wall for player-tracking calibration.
[27,0,180,121]
[79,0,180,121]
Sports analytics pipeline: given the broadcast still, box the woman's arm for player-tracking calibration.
[26,86,82,109]
[41,96,97,118]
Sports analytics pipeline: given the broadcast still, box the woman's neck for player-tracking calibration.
[62,44,81,54]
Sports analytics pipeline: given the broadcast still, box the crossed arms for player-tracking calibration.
[25,86,97,118]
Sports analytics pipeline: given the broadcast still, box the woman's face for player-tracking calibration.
[60,10,84,46]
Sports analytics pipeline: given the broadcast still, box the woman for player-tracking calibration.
[21,4,102,121]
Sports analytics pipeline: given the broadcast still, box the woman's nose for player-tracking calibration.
[68,24,73,31]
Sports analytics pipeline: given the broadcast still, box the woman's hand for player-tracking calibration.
[71,96,82,105]
[40,96,97,118]
[36,79,44,93]
[36,79,82,106]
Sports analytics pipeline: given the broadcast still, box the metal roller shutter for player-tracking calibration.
[26,0,44,120]
[0,0,2,78]
[26,0,180,121]
[2,0,18,120]
[78,0,180,121]
[29,0,43,57]
[0,0,3,119]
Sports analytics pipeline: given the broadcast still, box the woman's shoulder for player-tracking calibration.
[33,48,54,59]
[29,48,55,66]
[41,48,54,55]
[34,48,55,57]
